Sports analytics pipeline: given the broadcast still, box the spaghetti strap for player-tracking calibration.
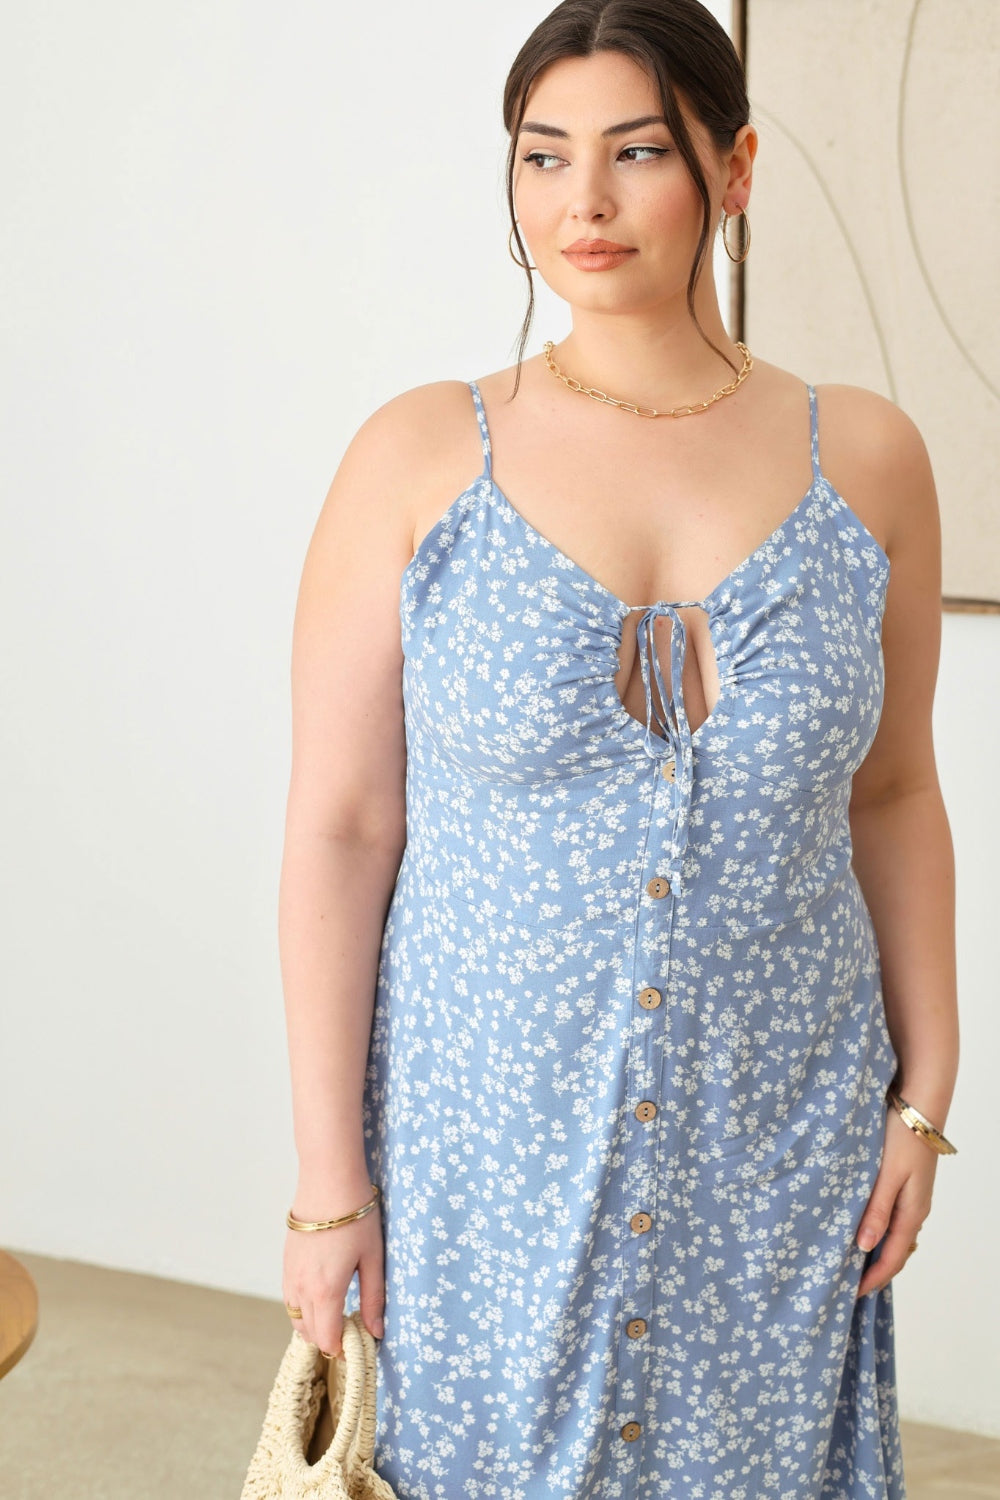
[806,383,822,481]
[467,380,492,481]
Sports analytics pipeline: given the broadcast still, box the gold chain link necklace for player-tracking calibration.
[542,339,753,419]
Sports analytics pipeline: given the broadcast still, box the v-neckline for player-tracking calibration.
[484,471,821,616]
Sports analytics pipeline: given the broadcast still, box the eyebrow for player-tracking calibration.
[518,114,670,139]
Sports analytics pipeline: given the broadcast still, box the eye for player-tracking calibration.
[521,151,561,171]
[521,145,671,171]
[620,145,671,162]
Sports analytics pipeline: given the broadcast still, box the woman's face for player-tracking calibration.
[512,50,739,316]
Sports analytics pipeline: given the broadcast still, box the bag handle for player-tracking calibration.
[341,1313,380,1471]
[328,1313,373,1468]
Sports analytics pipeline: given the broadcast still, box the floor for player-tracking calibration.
[1,1251,998,1498]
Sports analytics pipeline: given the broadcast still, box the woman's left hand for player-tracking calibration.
[855,1103,939,1298]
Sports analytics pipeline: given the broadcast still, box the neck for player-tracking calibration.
[554,292,742,412]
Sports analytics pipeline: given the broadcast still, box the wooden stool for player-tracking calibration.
[0,1249,39,1379]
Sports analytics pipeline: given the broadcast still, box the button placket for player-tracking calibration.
[617,977,665,1418]
[618,853,680,1420]
[617,604,701,1439]
[614,600,701,1452]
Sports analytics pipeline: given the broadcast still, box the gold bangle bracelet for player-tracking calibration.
[286,1183,381,1233]
[887,1090,957,1155]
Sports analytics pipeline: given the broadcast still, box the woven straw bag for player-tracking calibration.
[241,1312,398,1499]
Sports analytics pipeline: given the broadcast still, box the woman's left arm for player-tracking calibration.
[827,388,960,1297]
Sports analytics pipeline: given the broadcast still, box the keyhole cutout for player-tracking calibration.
[614,607,721,738]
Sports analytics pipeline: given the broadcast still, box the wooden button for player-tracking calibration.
[635,1101,657,1122]
[620,1421,642,1442]
[662,759,676,780]
[626,1318,648,1339]
[629,1212,652,1234]
[637,987,662,1010]
[646,876,672,898]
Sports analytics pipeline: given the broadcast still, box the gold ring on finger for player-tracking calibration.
[286,1304,303,1318]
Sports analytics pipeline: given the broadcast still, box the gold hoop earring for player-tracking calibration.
[722,207,751,264]
[508,224,537,272]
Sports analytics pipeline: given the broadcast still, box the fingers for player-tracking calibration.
[314,1299,346,1362]
[295,1275,347,1360]
[283,1259,347,1360]
[855,1106,937,1298]
[282,1290,345,1359]
[283,1215,385,1359]
[856,1190,926,1298]
[282,1293,318,1354]
[358,1231,387,1342]
[855,1178,896,1259]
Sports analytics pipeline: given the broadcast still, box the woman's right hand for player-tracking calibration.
[282,1182,386,1359]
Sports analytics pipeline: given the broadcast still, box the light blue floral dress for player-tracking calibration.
[356,379,905,1499]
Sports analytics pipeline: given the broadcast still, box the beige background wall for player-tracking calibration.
[745,0,1000,603]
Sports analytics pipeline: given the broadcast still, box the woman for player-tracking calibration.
[278,2,959,1496]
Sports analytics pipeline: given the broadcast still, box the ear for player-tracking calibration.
[723,123,757,215]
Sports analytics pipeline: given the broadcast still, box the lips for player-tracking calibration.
[564,238,634,253]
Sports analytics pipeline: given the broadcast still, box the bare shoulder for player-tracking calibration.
[352,377,478,457]
[304,376,482,591]
[345,378,481,490]
[329,378,484,556]
[815,383,931,468]
[812,383,938,558]
[301,378,479,600]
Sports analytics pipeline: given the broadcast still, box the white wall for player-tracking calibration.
[3,0,994,1438]
[892,618,999,1434]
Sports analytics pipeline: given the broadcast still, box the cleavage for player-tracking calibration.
[615,606,720,739]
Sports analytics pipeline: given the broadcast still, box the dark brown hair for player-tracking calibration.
[502,0,749,397]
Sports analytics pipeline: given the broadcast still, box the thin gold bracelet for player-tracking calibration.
[887,1091,957,1155]
[286,1183,381,1232]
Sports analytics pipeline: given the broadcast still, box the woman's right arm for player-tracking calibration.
[278,384,458,1358]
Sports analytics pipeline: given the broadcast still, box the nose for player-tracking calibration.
[564,157,618,224]
[568,190,614,223]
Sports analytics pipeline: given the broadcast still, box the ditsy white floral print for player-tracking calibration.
[351,379,905,1498]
